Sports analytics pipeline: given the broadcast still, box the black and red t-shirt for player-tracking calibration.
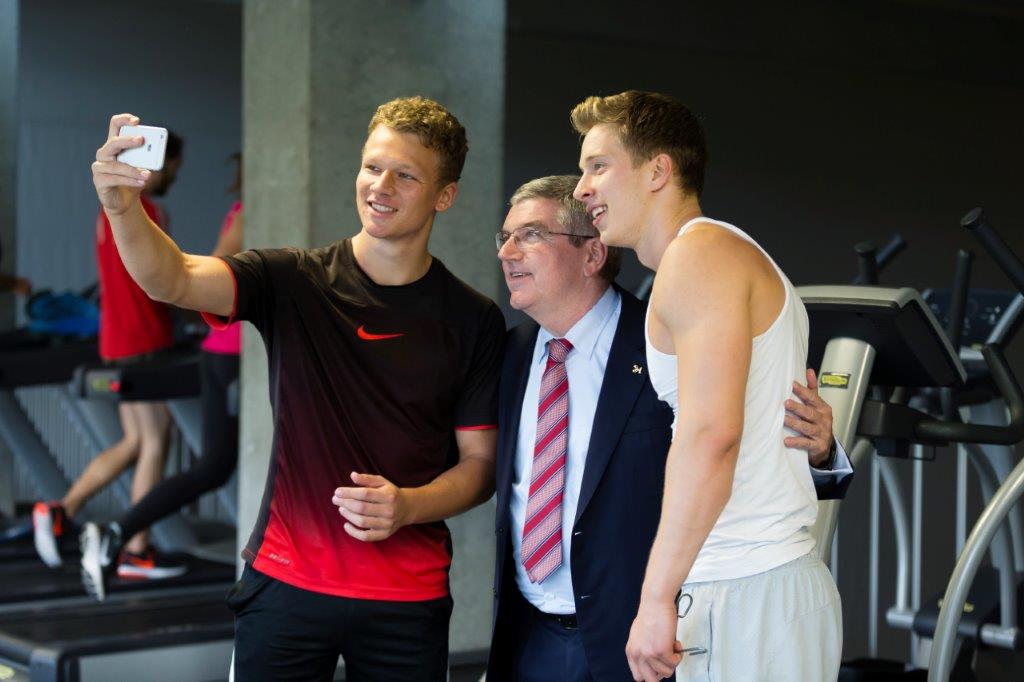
[204,239,504,601]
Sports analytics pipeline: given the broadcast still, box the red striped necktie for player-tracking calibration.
[522,337,573,583]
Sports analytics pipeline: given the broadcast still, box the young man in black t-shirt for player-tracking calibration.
[87,98,503,680]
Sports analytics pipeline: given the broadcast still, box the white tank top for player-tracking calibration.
[645,217,817,583]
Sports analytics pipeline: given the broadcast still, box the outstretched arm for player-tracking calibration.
[92,113,234,315]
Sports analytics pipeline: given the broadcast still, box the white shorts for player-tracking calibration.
[675,552,842,681]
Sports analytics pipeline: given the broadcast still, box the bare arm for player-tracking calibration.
[626,231,751,681]
[0,274,30,295]
[92,114,234,316]
[643,236,749,599]
[210,208,243,258]
[332,428,497,541]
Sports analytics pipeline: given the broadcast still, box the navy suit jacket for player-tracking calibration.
[486,288,851,680]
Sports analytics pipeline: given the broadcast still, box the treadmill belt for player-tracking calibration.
[0,532,77,565]
[0,553,234,605]
[0,593,233,647]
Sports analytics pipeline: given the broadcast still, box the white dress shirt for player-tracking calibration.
[510,286,621,614]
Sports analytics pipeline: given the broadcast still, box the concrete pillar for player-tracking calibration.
[242,0,505,656]
[0,2,17,331]
[0,1,17,516]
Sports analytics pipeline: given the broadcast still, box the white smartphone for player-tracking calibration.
[116,124,167,171]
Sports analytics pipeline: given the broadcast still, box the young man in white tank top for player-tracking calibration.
[572,91,842,681]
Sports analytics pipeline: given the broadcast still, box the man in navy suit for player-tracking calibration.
[486,175,852,681]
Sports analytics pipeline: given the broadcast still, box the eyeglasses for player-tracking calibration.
[495,227,595,251]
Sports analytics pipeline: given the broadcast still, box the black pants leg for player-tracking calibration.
[228,565,453,681]
[341,593,453,681]
[118,352,239,538]
[229,566,341,681]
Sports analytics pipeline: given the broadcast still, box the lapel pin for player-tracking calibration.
[632,364,643,375]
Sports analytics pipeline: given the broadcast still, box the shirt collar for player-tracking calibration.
[534,286,619,365]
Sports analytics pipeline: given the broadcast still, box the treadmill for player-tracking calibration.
[0,334,101,568]
[0,345,237,681]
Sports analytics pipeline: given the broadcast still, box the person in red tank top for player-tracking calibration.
[32,133,186,580]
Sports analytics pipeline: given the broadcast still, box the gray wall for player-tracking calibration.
[0,0,18,516]
[305,1,506,298]
[505,0,1024,664]
[16,0,241,300]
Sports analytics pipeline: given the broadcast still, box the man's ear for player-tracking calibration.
[583,236,608,278]
[649,153,674,192]
[435,182,458,213]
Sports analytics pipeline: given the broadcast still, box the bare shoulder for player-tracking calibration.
[651,224,757,330]
[672,222,763,263]
[657,223,760,289]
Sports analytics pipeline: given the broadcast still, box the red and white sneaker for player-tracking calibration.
[32,501,68,568]
[117,547,188,580]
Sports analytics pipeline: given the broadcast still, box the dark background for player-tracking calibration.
[503,0,1024,664]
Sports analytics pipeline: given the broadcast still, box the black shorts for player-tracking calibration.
[102,350,161,367]
[227,564,453,681]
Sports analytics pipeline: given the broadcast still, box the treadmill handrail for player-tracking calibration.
[914,345,1024,445]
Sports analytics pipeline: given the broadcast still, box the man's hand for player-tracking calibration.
[91,113,150,216]
[784,368,835,467]
[332,472,410,542]
[626,598,683,681]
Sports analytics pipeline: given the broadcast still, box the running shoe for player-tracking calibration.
[32,500,68,568]
[117,546,188,581]
[80,521,123,601]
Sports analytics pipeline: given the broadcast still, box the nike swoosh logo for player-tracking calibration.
[357,325,404,341]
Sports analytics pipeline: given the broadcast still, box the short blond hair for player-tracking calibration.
[368,96,468,186]
[571,90,707,197]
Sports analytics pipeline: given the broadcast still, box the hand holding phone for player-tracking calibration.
[116,124,167,171]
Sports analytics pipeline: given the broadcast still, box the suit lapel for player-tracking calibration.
[574,290,649,526]
[496,322,539,518]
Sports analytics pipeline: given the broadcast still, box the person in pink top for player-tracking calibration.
[201,200,242,356]
[79,156,244,600]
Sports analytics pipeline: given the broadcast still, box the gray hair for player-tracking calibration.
[510,175,595,245]
[509,175,621,282]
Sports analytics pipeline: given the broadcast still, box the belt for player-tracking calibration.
[533,605,578,630]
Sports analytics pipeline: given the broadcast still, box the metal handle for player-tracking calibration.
[852,233,906,284]
[962,208,1024,297]
[941,250,974,420]
[854,242,879,285]
[916,345,1024,444]
[928,457,1024,680]
[945,250,974,351]
[877,232,907,273]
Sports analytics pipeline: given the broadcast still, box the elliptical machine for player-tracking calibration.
[804,209,1024,681]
